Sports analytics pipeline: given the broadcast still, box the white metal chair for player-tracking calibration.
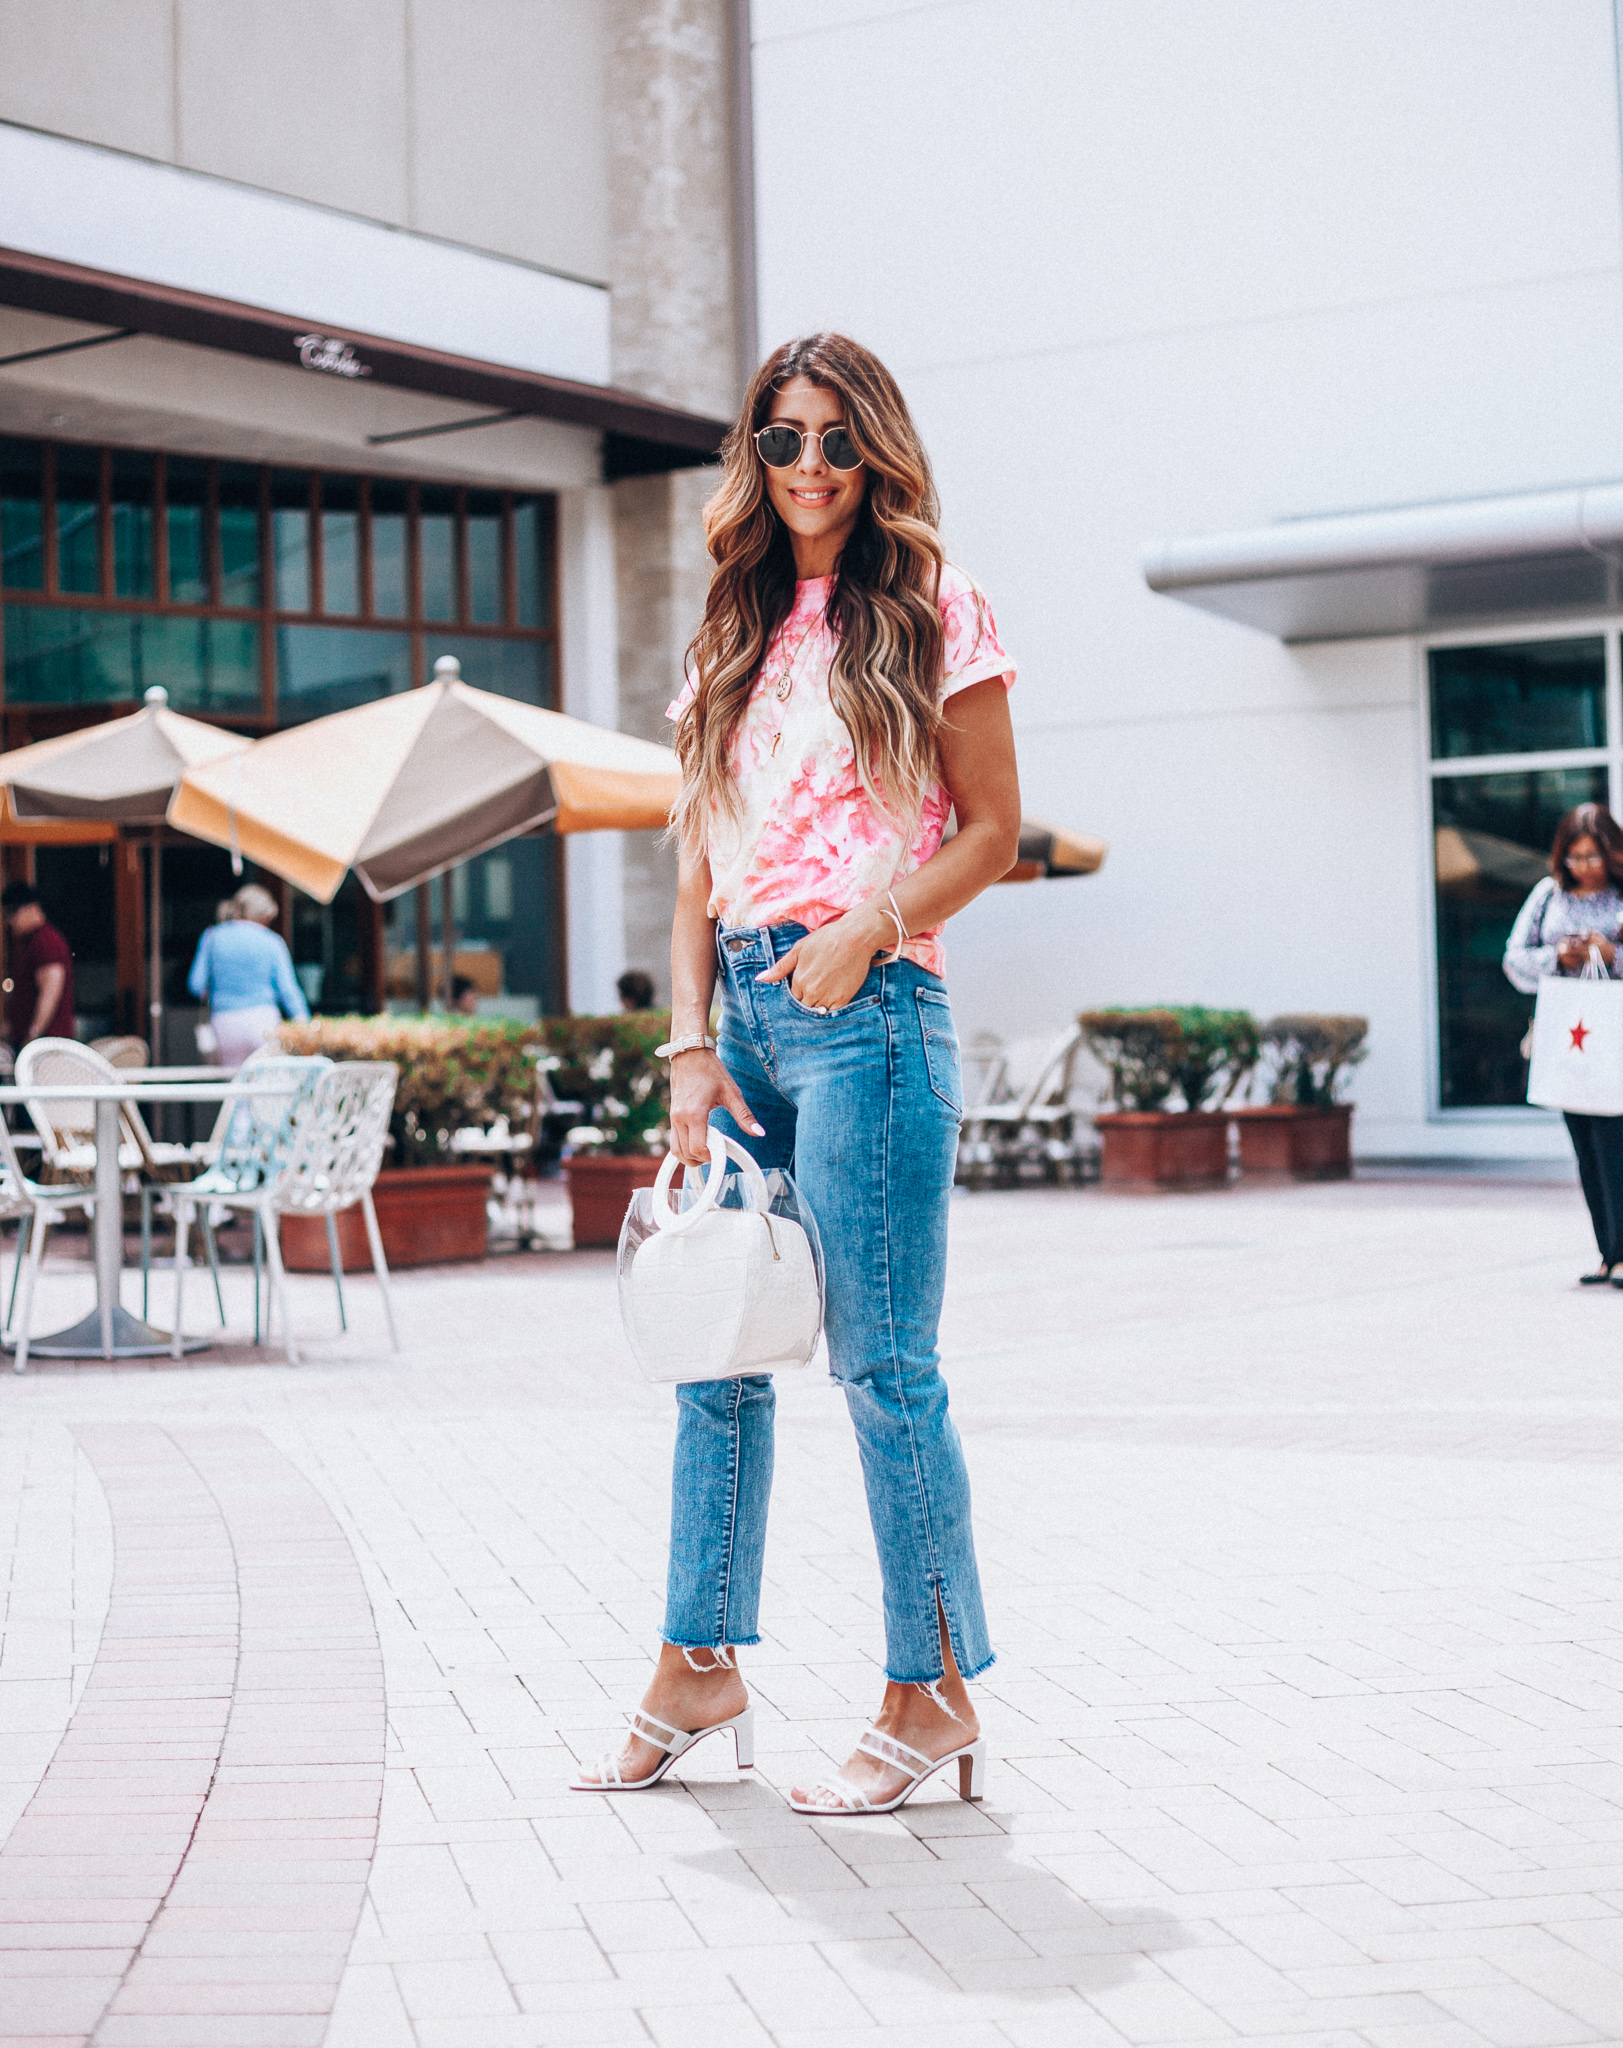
[0,1117,96,1373]
[16,1038,143,1184]
[167,1061,400,1365]
[958,1025,1086,1187]
[88,1035,150,1068]
[140,1048,333,1327]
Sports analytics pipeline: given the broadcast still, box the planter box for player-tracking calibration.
[1094,1110,1230,1189]
[1232,1103,1353,1180]
[566,1150,666,1249]
[280,1164,493,1271]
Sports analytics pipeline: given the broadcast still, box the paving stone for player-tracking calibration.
[1,1181,1622,2042]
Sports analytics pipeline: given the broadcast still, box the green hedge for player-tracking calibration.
[274,1011,672,1164]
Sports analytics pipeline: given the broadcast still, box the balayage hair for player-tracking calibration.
[673,333,947,852]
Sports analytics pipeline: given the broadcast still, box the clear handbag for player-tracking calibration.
[617,1128,825,1384]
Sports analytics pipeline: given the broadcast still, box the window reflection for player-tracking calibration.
[419,486,457,621]
[370,479,408,617]
[166,457,210,604]
[1429,638,1606,759]
[218,464,262,609]
[321,476,360,616]
[275,624,412,724]
[111,450,155,600]
[55,444,101,595]
[467,490,503,623]
[514,497,549,627]
[1433,766,1609,1108]
[0,439,43,592]
[424,635,548,706]
[271,470,311,612]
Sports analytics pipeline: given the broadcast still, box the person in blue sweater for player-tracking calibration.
[188,883,309,1068]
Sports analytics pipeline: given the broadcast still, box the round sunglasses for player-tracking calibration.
[753,423,863,472]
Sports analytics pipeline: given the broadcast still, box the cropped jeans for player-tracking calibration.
[661,921,994,1685]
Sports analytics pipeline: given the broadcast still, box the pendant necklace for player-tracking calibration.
[767,611,820,758]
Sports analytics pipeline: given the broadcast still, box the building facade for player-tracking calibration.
[0,0,748,1048]
[749,0,1623,1158]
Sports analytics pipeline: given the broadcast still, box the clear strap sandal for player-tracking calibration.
[788,1725,986,1816]
[570,1703,754,1791]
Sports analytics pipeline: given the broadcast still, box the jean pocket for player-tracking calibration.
[916,987,962,1114]
[783,980,882,1020]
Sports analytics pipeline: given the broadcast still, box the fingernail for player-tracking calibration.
[750,1123,765,1135]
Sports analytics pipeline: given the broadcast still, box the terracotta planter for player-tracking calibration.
[565,1150,666,1249]
[1094,1110,1231,1189]
[1232,1103,1353,1180]
[280,1164,493,1271]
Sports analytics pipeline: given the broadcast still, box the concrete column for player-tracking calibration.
[606,0,744,1002]
[559,484,627,1014]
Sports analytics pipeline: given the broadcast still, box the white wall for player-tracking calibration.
[0,0,609,282]
[751,0,1623,1153]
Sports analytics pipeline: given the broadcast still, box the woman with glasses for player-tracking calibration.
[571,333,1020,1814]
[1506,801,1623,1285]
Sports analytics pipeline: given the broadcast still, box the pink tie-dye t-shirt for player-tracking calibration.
[668,563,1015,977]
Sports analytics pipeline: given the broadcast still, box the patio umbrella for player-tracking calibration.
[169,658,681,1006]
[0,686,250,1055]
[999,819,1108,884]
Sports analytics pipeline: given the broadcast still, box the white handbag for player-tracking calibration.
[1527,946,1623,1115]
[617,1129,825,1384]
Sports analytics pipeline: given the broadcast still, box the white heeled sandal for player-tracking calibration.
[788,1726,985,1816]
[570,1704,755,1792]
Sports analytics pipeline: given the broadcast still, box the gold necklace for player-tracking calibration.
[767,610,820,755]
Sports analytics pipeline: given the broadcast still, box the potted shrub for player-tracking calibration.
[555,1012,672,1249]
[1082,1006,1260,1188]
[1233,1015,1367,1179]
[272,1016,548,1268]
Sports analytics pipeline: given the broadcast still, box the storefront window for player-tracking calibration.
[54,443,102,595]
[371,479,408,618]
[425,634,550,705]
[0,438,44,592]
[467,490,503,624]
[111,450,155,600]
[321,476,360,616]
[271,470,312,612]
[1429,636,1615,1109]
[514,496,550,628]
[419,485,457,621]
[1,436,561,1012]
[1430,636,1605,758]
[166,457,210,604]
[2,606,261,711]
[276,625,411,724]
[218,463,262,608]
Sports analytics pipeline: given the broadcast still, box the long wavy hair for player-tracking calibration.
[673,333,946,852]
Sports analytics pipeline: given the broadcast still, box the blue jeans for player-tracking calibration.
[661,922,994,1684]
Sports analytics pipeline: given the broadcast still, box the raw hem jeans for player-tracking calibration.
[661,922,994,1685]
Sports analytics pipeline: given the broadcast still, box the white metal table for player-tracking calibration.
[0,1078,288,1359]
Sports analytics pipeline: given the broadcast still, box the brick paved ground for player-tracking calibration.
[3,1165,1623,2046]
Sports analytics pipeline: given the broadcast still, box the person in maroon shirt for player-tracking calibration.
[2,884,75,1047]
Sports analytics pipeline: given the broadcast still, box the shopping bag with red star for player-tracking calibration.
[1527,946,1623,1114]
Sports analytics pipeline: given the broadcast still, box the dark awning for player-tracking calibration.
[0,245,729,479]
[1142,481,1623,642]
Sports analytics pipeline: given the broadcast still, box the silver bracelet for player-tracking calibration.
[654,1033,717,1059]
[876,889,909,965]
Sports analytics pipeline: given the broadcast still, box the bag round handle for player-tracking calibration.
[650,1128,773,1235]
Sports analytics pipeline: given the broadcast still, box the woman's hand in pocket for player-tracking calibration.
[759,906,888,1011]
[668,1050,763,1166]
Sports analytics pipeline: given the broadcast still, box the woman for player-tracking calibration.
[572,334,1021,1814]
[187,882,308,1068]
[1505,801,1623,1283]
